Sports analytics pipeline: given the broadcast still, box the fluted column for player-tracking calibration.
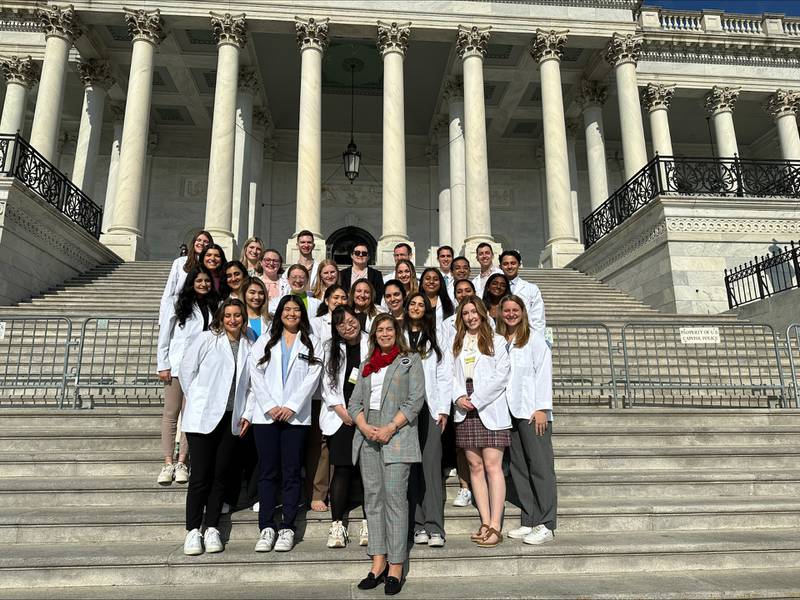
[532,29,582,267]
[765,90,800,161]
[30,5,81,161]
[457,25,496,255]
[72,60,113,194]
[704,86,740,158]
[101,102,124,233]
[376,21,412,265]
[445,76,467,253]
[435,118,452,247]
[231,66,257,247]
[641,83,676,157]
[101,8,164,261]
[577,80,609,211]
[605,33,648,179]
[0,56,39,135]
[289,16,328,262]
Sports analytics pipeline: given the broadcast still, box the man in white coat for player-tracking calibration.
[499,250,546,335]
[471,243,502,297]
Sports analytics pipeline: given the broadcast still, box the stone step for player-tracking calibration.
[1,529,798,588]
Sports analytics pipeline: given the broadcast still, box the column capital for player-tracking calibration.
[253,107,272,130]
[640,82,676,112]
[704,85,740,116]
[577,79,608,109]
[456,24,491,60]
[37,4,82,43]
[764,89,800,120]
[123,7,165,45]
[77,59,114,90]
[431,115,449,140]
[210,12,247,48]
[264,138,278,159]
[377,21,411,57]
[108,101,126,122]
[604,33,642,67]
[530,29,568,63]
[566,119,581,140]
[295,16,329,52]
[442,76,463,103]
[0,55,40,88]
[238,66,260,94]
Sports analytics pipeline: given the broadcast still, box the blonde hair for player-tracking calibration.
[312,258,340,299]
[452,296,495,357]
[494,295,530,348]
[395,259,418,294]
[239,237,264,275]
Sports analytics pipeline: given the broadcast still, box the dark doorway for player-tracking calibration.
[327,226,378,266]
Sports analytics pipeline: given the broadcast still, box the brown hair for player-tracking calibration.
[243,277,270,320]
[494,295,530,348]
[184,230,213,273]
[349,279,379,318]
[312,258,340,299]
[452,295,495,357]
[367,313,410,356]
[210,297,248,337]
[395,259,418,294]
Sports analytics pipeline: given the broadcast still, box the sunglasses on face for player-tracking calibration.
[352,251,369,257]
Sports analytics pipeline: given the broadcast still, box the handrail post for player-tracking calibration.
[734,153,744,197]
[791,241,800,289]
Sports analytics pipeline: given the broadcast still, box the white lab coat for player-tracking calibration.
[159,257,188,324]
[472,266,503,297]
[319,333,369,436]
[244,333,323,426]
[179,330,252,435]
[509,276,546,335]
[446,333,511,430]
[268,294,322,320]
[506,331,553,422]
[440,313,496,352]
[259,276,291,304]
[310,313,333,345]
[404,330,451,417]
[156,301,206,378]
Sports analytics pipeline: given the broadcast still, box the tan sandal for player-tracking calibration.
[477,527,503,548]
[470,523,490,542]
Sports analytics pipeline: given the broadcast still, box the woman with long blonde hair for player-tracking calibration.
[240,237,264,276]
[312,258,340,299]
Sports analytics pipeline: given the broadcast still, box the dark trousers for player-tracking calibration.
[185,411,238,531]
[509,418,557,530]
[253,422,310,531]
[410,404,445,536]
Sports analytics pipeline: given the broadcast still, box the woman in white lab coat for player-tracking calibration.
[267,264,322,316]
[155,266,219,486]
[242,295,323,553]
[310,284,349,344]
[159,231,212,322]
[179,298,252,556]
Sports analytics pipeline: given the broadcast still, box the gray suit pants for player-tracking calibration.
[359,440,411,564]
[410,404,445,536]
[509,418,557,530]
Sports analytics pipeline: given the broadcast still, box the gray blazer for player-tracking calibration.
[348,353,426,464]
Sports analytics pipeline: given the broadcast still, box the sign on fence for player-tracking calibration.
[679,326,720,344]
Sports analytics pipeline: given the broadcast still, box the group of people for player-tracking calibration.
[156,229,556,595]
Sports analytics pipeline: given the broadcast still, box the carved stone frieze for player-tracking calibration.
[210,12,247,48]
[456,24,491,60]
[530,29,568,63]
[640,83,676,112]
[322,183,382,208]
[0,55,39,87]
[604,33,643,67]
[377,21,411,57]
[295,17,329,52]
[123,8,165,45]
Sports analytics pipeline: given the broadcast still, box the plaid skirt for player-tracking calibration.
[455,409,511,449]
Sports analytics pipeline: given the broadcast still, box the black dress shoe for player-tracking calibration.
[357,565,388,590]
[384,576,403,596]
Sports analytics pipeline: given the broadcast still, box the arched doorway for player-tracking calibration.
[326,226,377,265]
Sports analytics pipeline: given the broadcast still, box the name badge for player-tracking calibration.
[465,355,476,365]
[347,367,359,385]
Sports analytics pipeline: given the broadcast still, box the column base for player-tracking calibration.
[424,246,440,268]
[539,238,585,268]
[285,233,327,264]
[376,235,415,268]
[99,231,149,262]
[463,237,502,261]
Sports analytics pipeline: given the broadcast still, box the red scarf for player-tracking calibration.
[362,345,400,377]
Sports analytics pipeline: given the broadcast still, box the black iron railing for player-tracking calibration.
[583,155,800,248]
[725,241,800,309]
[0,133,103,238]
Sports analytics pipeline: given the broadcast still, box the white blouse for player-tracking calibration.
[369,368,386,410]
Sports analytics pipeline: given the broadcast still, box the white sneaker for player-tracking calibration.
[359,520,369,546]
[327,521,348,548]
[183,528,203,555]
[157,464,175,486]
[251,502,260,512]
[428,532,445,547]
[413,530,429,544]
[204,527,223,553]
[174,462,189,484]
[452,488,472,507]
[221,503,231,514]
[523,525,554,545]
[254,527,276,552]
[274,528,295,552]
[507,525,533,539]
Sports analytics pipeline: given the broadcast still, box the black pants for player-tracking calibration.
[253,422,309,531]
[185,411,238,531]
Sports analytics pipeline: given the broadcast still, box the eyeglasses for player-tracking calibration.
[352,251,369,257]
[263,258,280,264]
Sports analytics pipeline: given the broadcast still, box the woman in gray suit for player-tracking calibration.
[348,313,425,596]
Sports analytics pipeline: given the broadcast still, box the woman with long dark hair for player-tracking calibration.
[244,278,270,341]
[242,295,322,553]
[199,244,227,293]
[419,267,454,325]
[481,273,510,321]
[382,279,407,323]
[221,260,249,302]
[160,231,212,321]
[156,267,219,486]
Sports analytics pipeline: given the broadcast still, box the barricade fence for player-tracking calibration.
[0,316,796,409]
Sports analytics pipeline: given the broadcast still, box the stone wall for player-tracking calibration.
[727,288,800,335]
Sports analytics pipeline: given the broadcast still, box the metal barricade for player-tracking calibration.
[787,323,800,408]
[0,317,73,407]
[73,317,162,408]
[621,322,786,408]
[548,322,618,408]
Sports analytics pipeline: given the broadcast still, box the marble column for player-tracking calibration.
[247,110,270,238]
[436,119,452,248]
[566,120,581,242]
[704,86,740,158]
[577,80,609,211]
[289,16,328,263]
[231,66,257,247]
[765,90,800,161]
[531,29,582,268]
[203,12,247,257]
[457,25,497,256]
[101,8,164,261]
[260,140,277,243]
[605,33,648,180]
[101,102,125,234]
[29,5,81,161]
[376,21,412,264]
[0,56,39,135]
[641,83,676,158]
[444,76,467,254]
[72,60,113,195]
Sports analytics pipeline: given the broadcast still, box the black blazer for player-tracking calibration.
[340,266,384,299]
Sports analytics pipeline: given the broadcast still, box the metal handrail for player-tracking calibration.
[788,323,800,408]
[725,241,800,309]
